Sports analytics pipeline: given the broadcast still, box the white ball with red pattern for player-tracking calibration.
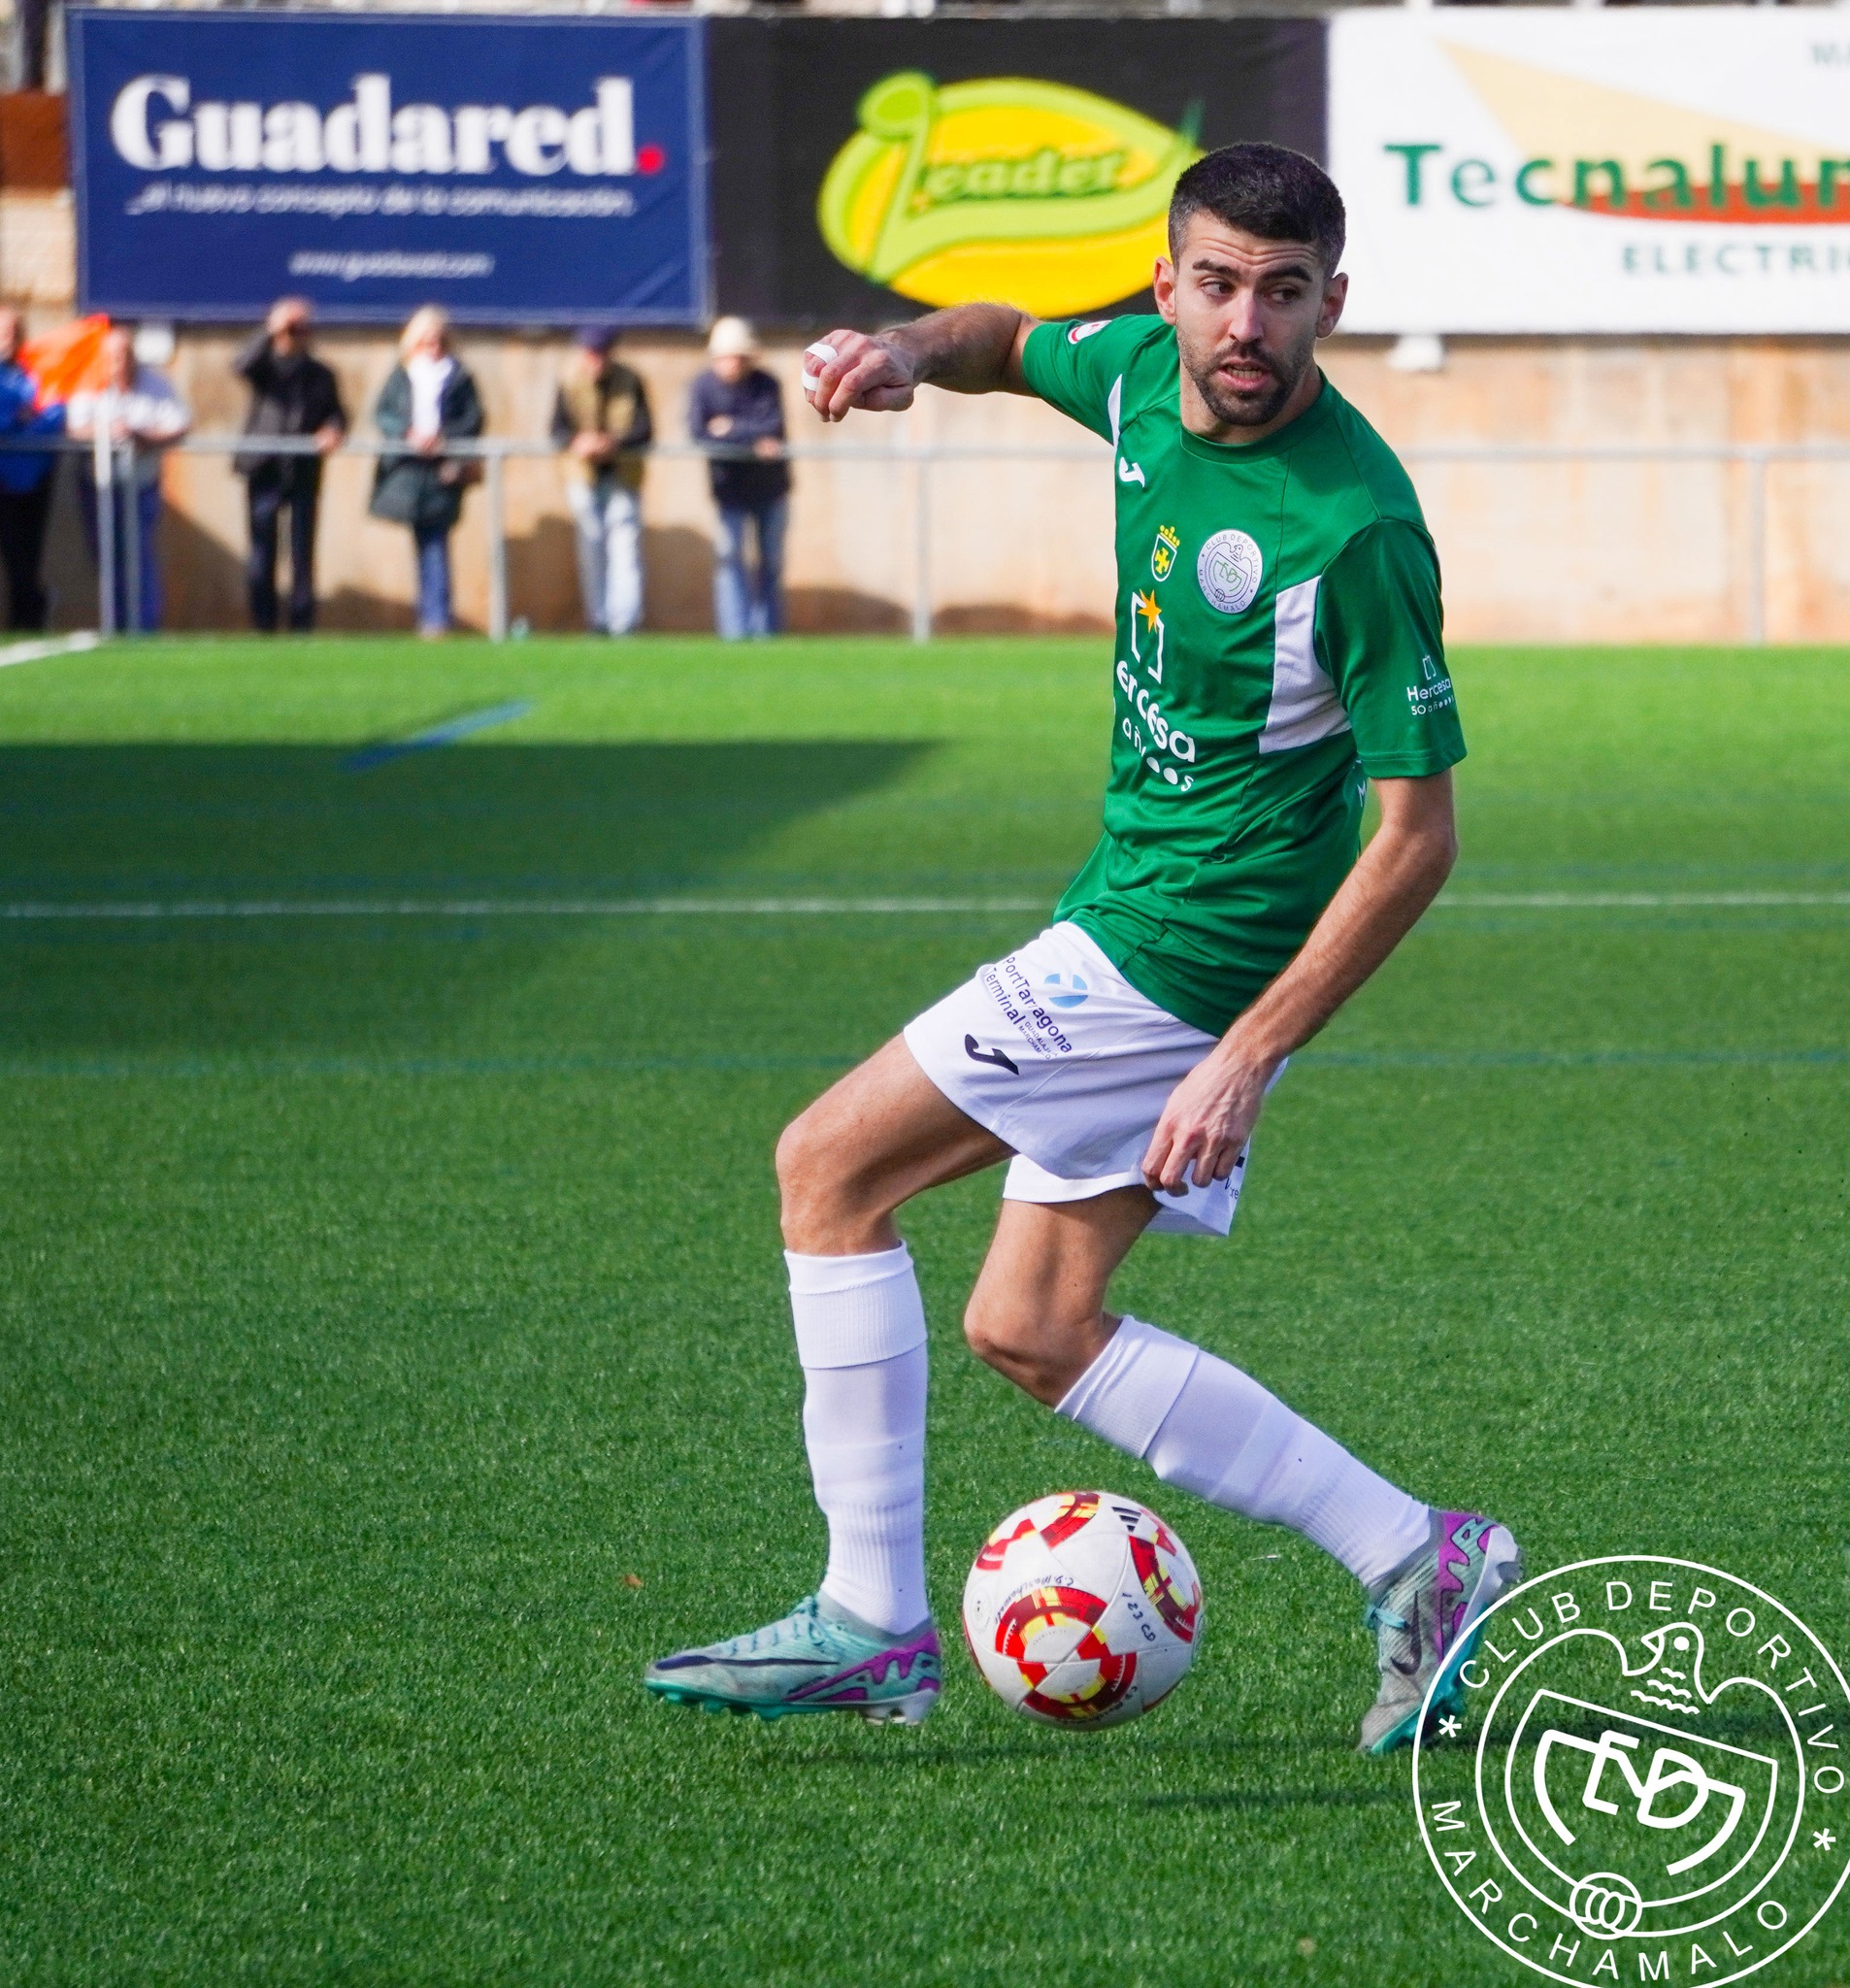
[961,1490,1203,1729]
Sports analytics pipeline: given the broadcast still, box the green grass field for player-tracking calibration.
[1,635,1847,1988]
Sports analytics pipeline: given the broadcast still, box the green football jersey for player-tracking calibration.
[1019,313,1465,1038]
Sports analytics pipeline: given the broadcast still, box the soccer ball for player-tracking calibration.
[961,1490,1203,1728]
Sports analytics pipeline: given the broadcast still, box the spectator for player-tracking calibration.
[690,316,789,641]
[552,327,651,637]
[369,307,483,640]
[0,308,64,632]
[66,324,189,634]
[233,297,347,634]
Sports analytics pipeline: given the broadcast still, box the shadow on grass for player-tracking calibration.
[0,740,934,896]
[0,739,934,1056]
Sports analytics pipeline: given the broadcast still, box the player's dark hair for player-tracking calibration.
[1168,144,1345,276]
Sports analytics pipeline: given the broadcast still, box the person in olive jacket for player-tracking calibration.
[369,307,483,638]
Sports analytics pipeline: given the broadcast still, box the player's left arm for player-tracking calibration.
[1140,773,1456,1194]
[1143,517,1462,1195]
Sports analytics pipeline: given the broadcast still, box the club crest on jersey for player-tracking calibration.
[1197,528,1264,614]
[1150,524,1179,582]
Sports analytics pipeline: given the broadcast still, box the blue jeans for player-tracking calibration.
[568,480,643,635]
[713,498,787,640]
[413,526,451,634]
[78,477,163,632]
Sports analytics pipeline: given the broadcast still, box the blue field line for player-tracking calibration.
[0,1049,857,1080]
[340,699,535,773]
[0,1045,1845,1082]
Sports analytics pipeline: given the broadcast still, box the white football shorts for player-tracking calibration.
[902,921,1277,1239]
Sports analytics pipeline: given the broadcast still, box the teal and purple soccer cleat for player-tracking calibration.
[644,1593,942,1725]
[1359,1510,1524,1755]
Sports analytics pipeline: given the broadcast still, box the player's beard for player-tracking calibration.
[1179,318,1317,430]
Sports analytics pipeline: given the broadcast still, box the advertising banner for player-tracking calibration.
[1332,11,1850,335]
[68,10,707,324]
[708,17,1323,329]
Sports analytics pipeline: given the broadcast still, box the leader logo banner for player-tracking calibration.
[1331,13,1850,334]
[705,17,1322,330]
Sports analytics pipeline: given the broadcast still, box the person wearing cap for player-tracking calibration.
[689,316,790,641]
[551,327,652,637]
[233,297,347,635]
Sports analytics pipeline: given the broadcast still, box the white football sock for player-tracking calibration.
[787,1244,929,1636]
[1056,1315,1432,1590]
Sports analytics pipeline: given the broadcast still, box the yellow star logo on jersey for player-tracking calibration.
[1135,589,1162,633]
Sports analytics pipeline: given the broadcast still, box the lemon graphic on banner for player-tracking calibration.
[818,72,1204,316]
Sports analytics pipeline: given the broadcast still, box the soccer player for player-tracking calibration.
[645,145,1522,1753]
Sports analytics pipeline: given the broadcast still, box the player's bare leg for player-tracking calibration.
[648,1032,1519,1746]
[775,1035,1009,1257]
[964,1192,1521,1753]
[644,1038,1008,1725]
[961,1189,1155,1403]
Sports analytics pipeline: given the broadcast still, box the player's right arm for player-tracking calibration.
[804,306,1037,423]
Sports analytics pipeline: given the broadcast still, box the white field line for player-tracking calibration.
[0,891,1847,920]
[0,632,102,670]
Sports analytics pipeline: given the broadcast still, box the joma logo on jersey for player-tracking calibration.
[1150,524,1179,582]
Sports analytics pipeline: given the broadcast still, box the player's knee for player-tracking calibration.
[962,1288,1007,1369]
[963,1288,1047,1378]
[775,1109,828,1215]
[776,1105,865,1244]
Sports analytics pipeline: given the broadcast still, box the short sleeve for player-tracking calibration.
[1315,520,1465,778]
[1019,315,1162,444]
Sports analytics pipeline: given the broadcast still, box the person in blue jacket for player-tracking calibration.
[0,309,65,632]
[690,316,790,641]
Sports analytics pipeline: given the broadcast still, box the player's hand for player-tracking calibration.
[1140,1043,1280,1196]
[802,330,917,422]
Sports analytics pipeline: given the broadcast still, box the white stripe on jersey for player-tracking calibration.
[1260,575,1352,754]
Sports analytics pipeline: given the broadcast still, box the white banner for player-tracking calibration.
[1331,10,1850,334]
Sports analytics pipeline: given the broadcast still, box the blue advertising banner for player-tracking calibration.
[68,9,708,325]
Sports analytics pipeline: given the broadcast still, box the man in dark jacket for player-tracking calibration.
[234,298,347,633]
[551,328,651,635]
[689,316,790,640]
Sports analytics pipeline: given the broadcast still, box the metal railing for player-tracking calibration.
[2,430,1843,646]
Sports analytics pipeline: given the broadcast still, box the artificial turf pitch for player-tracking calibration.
[1,635,1846,1988]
